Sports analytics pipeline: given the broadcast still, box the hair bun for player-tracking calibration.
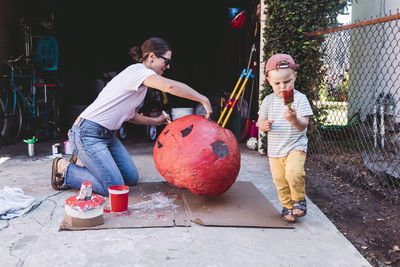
[129,46,142,63]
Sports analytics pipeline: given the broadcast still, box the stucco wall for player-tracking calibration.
[352,0,399,22]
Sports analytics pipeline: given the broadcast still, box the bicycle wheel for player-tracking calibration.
[1,92,23,144]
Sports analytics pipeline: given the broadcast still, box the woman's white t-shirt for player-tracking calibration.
[80,63,156,130]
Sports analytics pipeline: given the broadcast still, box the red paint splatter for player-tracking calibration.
[111,210,132,217]
[65,194,105,211]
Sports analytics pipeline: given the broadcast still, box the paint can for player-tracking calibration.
[64,141,72,154]
[52,143,62,156]
[108,185,130,212]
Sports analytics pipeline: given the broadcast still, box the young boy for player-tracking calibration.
[257,54,313,223]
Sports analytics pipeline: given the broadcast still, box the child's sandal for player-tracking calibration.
[293,199,307,218]
[281,207,296,223]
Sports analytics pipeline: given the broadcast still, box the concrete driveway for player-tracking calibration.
[0,137,370,267]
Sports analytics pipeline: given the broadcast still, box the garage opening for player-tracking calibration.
[1,0,260,140]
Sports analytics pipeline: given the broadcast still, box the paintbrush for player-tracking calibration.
[283,88,294,109]
[162,111,171,124]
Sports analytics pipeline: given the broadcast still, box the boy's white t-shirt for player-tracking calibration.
[258,90,313,157]
[80,63,156,130]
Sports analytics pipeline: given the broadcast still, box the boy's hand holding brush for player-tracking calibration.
[282,88,309,131]
[283,88,298,123]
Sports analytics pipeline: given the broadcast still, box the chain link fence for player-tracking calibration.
[308,12,400,202]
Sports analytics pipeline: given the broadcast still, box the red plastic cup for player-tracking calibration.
[108,185,130,212]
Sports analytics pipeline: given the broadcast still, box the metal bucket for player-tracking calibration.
[171,108,194,120]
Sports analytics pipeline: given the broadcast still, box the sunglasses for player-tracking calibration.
[158,55,171,67]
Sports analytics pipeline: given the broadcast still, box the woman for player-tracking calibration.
[51,37,213,195]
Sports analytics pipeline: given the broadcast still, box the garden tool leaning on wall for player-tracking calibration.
[239,45,258,141]
[217,67,254,128]
[238,6,260,139]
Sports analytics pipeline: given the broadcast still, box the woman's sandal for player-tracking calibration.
[293,199,307,218]
[51,157,69,190]
[281,207,296,223]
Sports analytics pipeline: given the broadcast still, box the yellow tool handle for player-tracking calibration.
[222,108,235,128]
[221,69,253,128]
[217,106,229,125]
[217,81,243,124]
[222,79,249,128]
[217,69,247,125]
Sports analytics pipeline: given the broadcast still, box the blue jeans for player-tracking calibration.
[65,118,139,196]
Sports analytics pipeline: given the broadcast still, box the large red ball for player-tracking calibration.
[153,115,240,196]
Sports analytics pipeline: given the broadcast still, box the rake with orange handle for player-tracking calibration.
[218,68,254,128]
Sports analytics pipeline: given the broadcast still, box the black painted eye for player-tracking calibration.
[164,130,169,135]
[157,140,163,148]
[181,125,193,137]
[211,141,229,158]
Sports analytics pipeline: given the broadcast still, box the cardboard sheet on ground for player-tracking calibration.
[59,181,293,231]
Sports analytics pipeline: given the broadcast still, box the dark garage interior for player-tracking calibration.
[0,0,260,141]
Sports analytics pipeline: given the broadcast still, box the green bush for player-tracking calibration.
[260,0,349,152]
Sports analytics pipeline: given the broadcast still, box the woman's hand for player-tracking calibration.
[153,114,171,125]
[201,98,213,119]
[143,75,213,119]
[128,113,170,126]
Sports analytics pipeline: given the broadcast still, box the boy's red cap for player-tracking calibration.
[265,54,299,73]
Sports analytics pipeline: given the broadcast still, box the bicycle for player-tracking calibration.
[0,55,60,144]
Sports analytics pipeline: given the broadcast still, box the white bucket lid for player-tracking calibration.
[108,185,129,195]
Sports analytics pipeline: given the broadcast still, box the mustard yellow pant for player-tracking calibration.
[268,151,306,209]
